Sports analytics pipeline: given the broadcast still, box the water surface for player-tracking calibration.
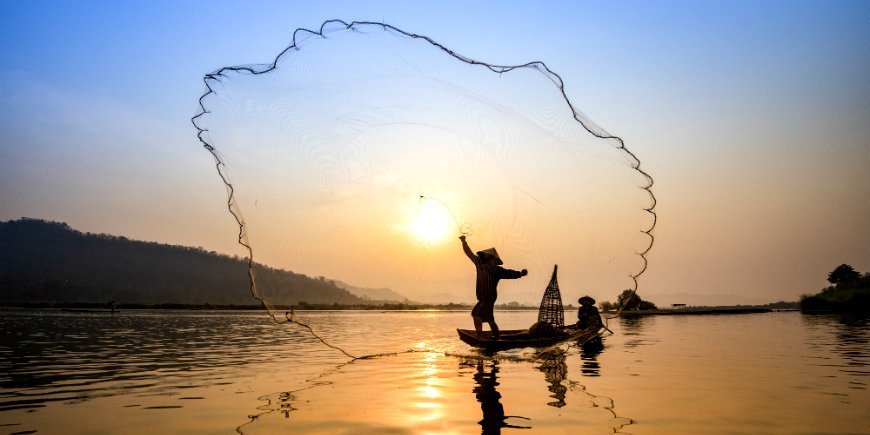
[1,309,867,434]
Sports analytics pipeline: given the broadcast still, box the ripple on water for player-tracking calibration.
[235,351,629,434]
[2,310,869,434]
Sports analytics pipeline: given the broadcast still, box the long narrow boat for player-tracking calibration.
[457,326,600,351]
[60,308,117,314]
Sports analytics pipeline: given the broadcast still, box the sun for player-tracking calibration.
[411,200,452,244]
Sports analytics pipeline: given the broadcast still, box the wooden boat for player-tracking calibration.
[61,308,117,314]
[457,325,600,351]
[458,265,604,351]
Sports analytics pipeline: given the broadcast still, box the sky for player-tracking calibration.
[1,0,868,306]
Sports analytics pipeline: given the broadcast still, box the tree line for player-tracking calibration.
[800,264,870,312]
[0,218,369,306]
[599,289,658,312]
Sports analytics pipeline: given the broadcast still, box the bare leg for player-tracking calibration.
[473,316,483,335]
[488,321,500,340]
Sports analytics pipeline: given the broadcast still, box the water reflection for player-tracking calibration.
[5,309,868,433]
[579,337,604,377]
[553,341,632,433]
[473,360,531,432]
[618,316,648,347]
[234,390,296,434]
[802,312,870,394]
[0,310,342,418]
[236,350,631,434]
[536,350,568,407]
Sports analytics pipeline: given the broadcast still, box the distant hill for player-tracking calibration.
[0,218,368,306]
[333,280,408,303]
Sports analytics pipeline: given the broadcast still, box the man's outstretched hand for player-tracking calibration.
[459,235,466,242]
[521,269,528,276]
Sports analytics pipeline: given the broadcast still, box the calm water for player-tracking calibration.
[1,309,868,434]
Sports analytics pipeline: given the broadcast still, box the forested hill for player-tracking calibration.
[0,218,368,306]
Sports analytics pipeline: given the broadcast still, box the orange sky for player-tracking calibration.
[1,1,868,306]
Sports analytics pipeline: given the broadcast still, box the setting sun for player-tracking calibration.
[411,199,453,244]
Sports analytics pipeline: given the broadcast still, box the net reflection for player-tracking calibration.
[472,359,531,433]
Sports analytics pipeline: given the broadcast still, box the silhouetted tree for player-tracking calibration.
[828,264,860,288]
[614,289,657,311]
[638,300,658,310]
[801,266,870,313]
[617,289,641,310]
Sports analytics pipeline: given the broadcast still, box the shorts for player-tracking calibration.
[472,300,495,323]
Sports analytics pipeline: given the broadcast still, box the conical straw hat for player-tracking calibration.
[476,248,503,265]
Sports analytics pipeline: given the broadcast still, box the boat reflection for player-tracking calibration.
[536,335,605,408]
[580,335,604,377]
[473,359,531,433]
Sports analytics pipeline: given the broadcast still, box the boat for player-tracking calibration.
[457,325,600,351]
[458,264,602,351]
[60,308,117,314]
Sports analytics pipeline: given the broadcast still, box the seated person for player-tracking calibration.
[577,296,603,330]
[528,320,560,338]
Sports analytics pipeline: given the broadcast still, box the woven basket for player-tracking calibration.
[537,265,564,328]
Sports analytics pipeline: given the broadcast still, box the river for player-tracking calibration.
[1,309,867,434]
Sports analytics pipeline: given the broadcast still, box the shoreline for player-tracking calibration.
[0,302,537,311]
[615,307,775,316]
[1,304,795,315]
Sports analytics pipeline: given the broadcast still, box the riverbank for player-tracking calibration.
[0,301,544,311]
[615,306,775,316]
[800,287,870,313]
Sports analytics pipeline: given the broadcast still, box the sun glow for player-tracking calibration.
[411,199,452,244]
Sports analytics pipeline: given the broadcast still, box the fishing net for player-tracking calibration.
[192,21,655,356]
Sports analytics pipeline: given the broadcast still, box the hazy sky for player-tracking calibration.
[1,1,868,305]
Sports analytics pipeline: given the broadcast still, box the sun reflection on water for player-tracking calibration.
[409,352,445,424]
[4,311,868,434]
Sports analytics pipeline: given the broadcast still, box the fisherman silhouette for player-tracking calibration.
[577,296,603,330]
[460,235,527,340]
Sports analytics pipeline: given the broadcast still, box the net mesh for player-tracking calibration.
[191,20,656,357]
[537,265,565,329]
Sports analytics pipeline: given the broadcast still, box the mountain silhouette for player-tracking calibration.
[0,218,368,306]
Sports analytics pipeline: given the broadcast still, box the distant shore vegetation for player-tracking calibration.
[597,289,798,315]
[0,218,545,310]
[0,218,386,307]
[599,289,658,312]
[3,218,811,313]
[800,264,870,313]
[0,301,544,311]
